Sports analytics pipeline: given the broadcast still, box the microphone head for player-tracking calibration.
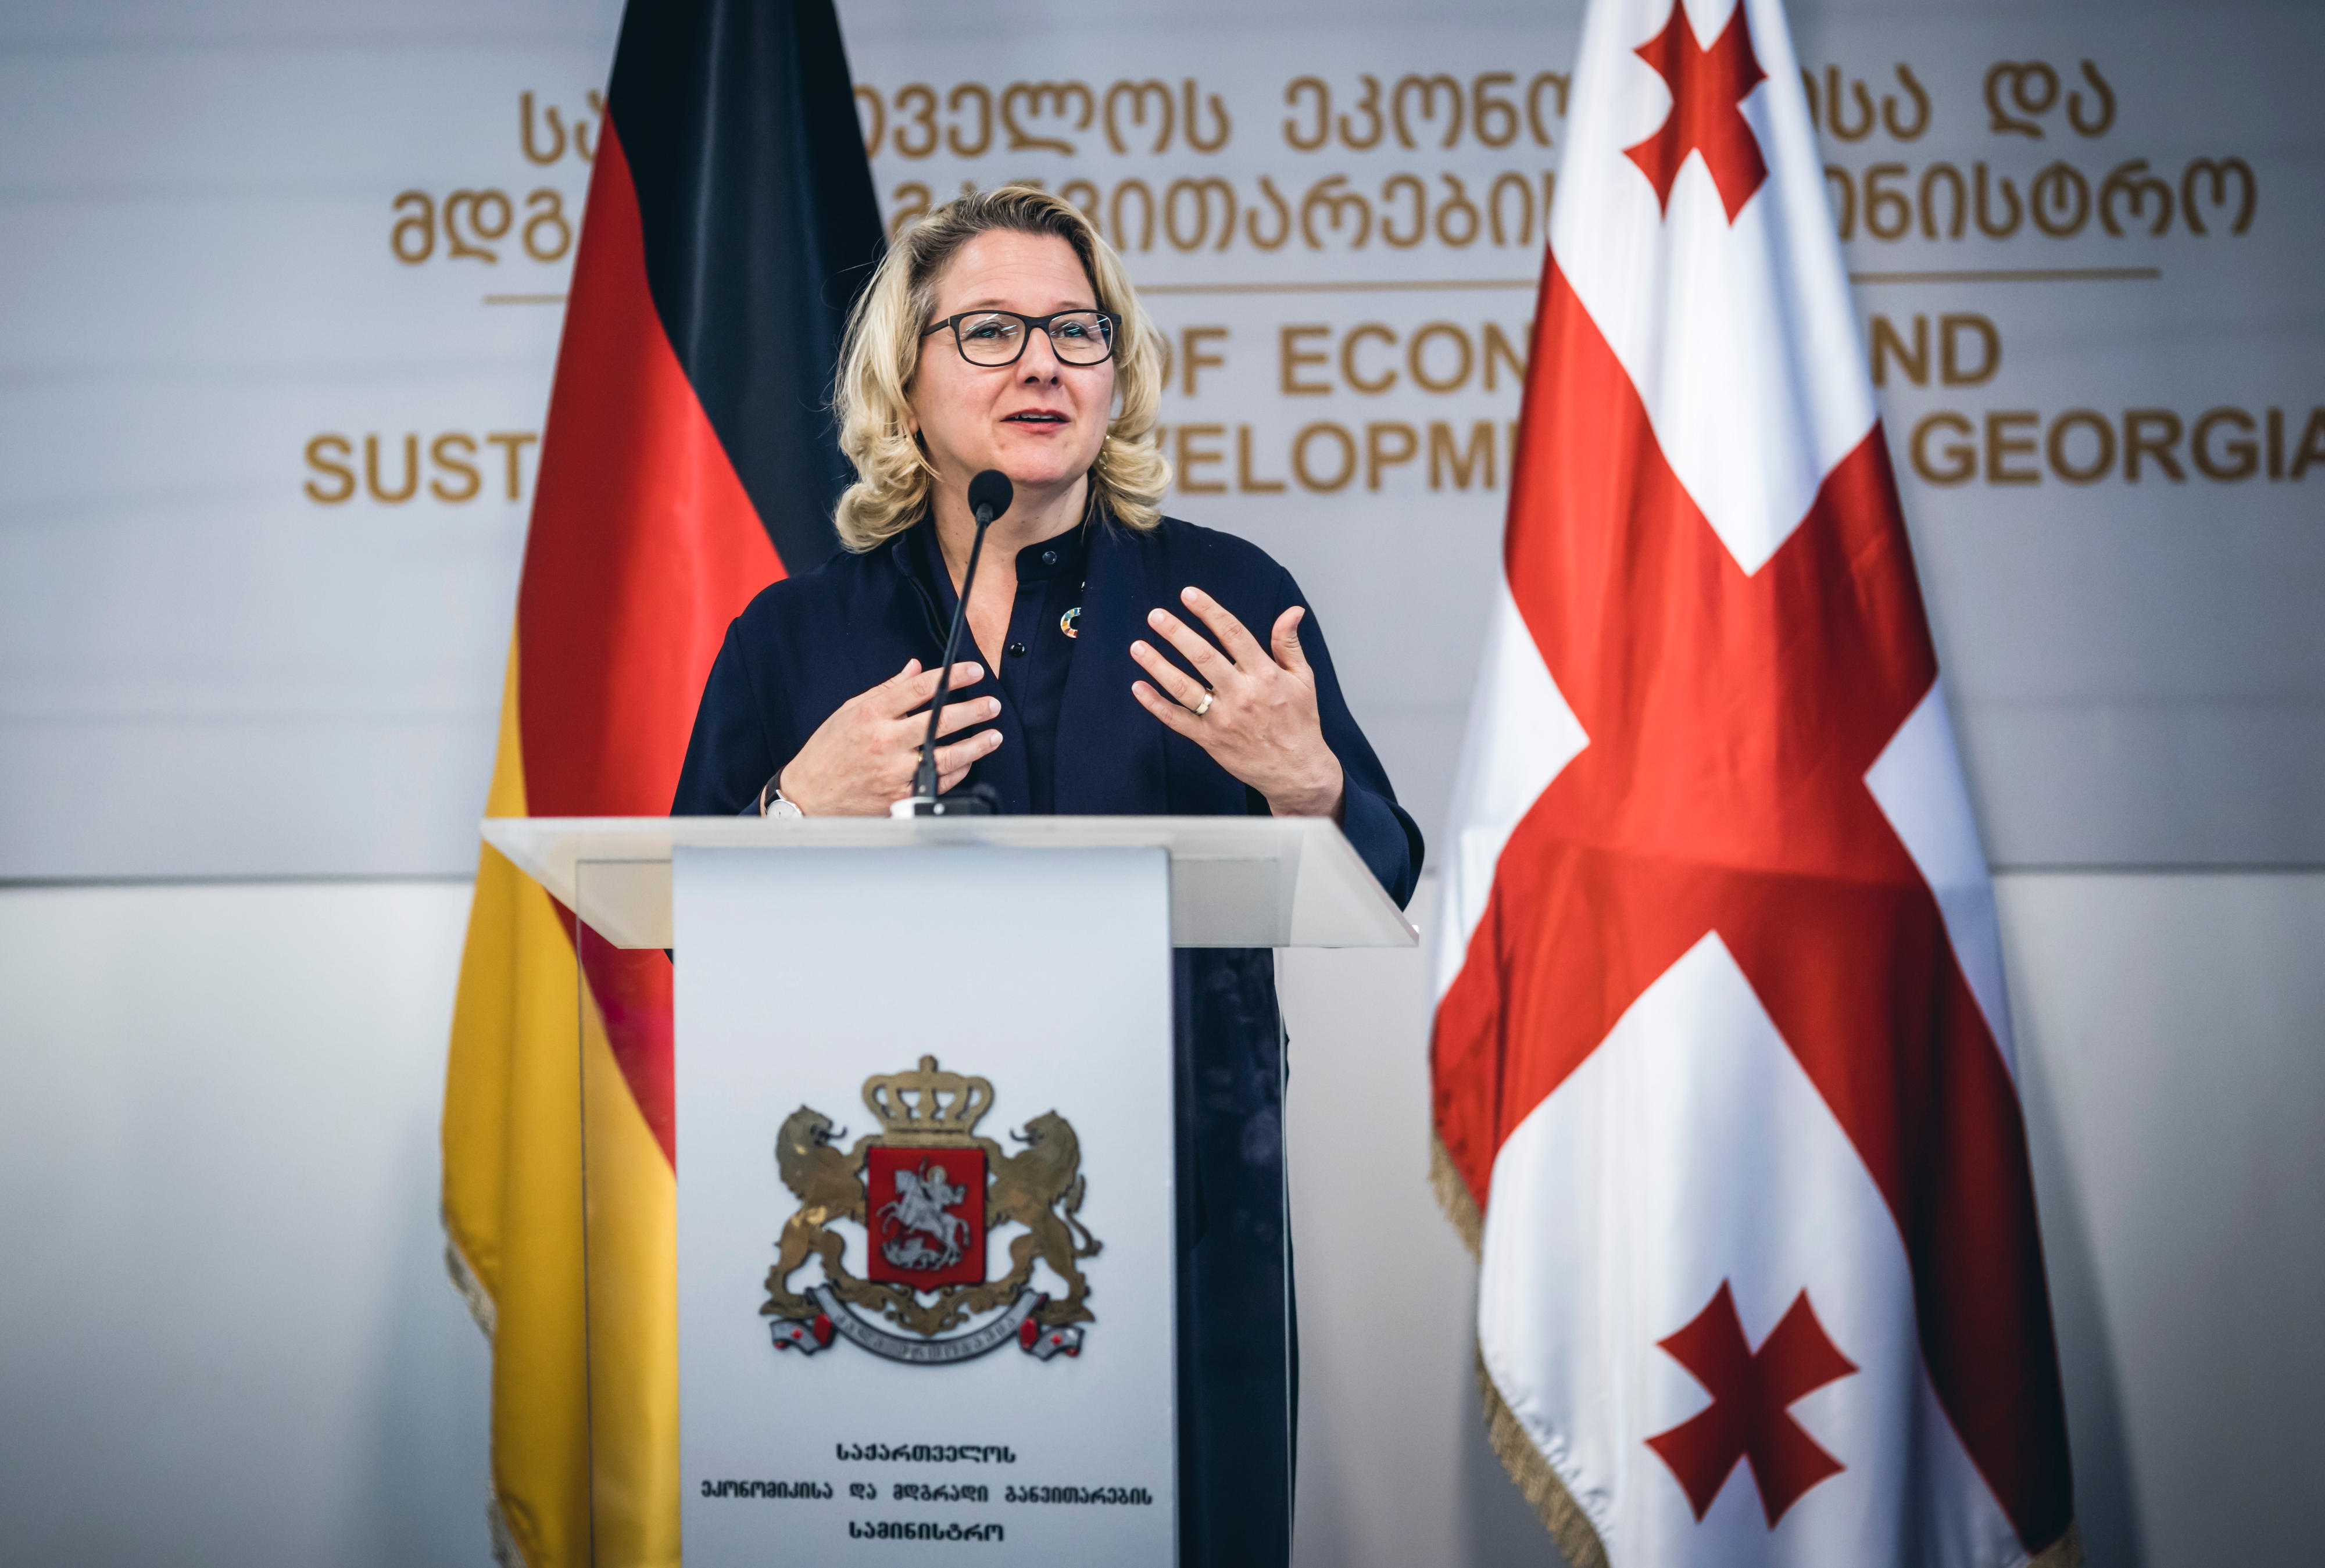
[967,469,1014,524]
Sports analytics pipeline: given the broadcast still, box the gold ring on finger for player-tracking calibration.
[1193,691,1214,718]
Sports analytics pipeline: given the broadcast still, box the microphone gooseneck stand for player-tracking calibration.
[894,468,1014,817]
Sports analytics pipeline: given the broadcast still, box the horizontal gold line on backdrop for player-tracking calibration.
[1850,267,2163,284]
[1119,268,2166,296]
[480,268,2158,307]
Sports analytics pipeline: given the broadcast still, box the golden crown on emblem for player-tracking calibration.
[861,1055,995,1144]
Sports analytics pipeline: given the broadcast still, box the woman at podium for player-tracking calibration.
[674,185,1421,1566]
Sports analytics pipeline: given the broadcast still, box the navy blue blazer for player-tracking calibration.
[671,511,1422,904]
[670,510,1419,1568]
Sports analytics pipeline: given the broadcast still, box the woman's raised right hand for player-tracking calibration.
[775,659,1001,816]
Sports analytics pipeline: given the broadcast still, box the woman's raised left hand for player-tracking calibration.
[1130,586,1346,820]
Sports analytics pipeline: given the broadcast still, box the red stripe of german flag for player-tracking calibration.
[442,3,878,1561]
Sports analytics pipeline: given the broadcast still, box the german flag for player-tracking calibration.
[439,2,880,1562]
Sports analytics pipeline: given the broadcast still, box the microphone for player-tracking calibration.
[897,468,1012,817]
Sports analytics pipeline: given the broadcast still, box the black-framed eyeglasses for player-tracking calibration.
[925,310,1118,367]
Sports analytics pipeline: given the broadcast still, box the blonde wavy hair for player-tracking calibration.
[831,185,1171,551]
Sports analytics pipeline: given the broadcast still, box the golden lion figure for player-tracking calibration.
[989,1111,1103,1323]
[764,1107,869,1322]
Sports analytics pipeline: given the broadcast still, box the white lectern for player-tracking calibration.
[484,816,1415,1566]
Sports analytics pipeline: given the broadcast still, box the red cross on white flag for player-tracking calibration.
[1428,2,2080,1565]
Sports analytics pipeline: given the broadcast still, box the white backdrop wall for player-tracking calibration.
[0,881,491,1566]
[1,0,2320,1565]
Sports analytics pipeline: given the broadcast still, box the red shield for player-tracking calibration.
[864,1146,986,1288]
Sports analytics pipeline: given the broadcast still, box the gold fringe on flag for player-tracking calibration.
[1475,1343,1609,1568]
[1429,1127,1483,1261]
[1439,1127,1603,1563]
[442,1226,498,1340]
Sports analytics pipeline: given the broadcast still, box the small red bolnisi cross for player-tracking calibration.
[1623,0,1769,220]
[1429,1,2080,1565]
[1646,1282,1857,1526]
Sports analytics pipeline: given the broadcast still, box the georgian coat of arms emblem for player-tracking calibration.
[763,1055,1101,1364]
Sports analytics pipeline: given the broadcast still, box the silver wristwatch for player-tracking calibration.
[760,778,804,819]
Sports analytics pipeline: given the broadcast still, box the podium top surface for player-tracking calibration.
[481,815,1418,950]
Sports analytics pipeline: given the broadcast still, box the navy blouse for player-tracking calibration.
[671,509,1421,1567]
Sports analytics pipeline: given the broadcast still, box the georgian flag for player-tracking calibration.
[1427,2,2079,1565]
